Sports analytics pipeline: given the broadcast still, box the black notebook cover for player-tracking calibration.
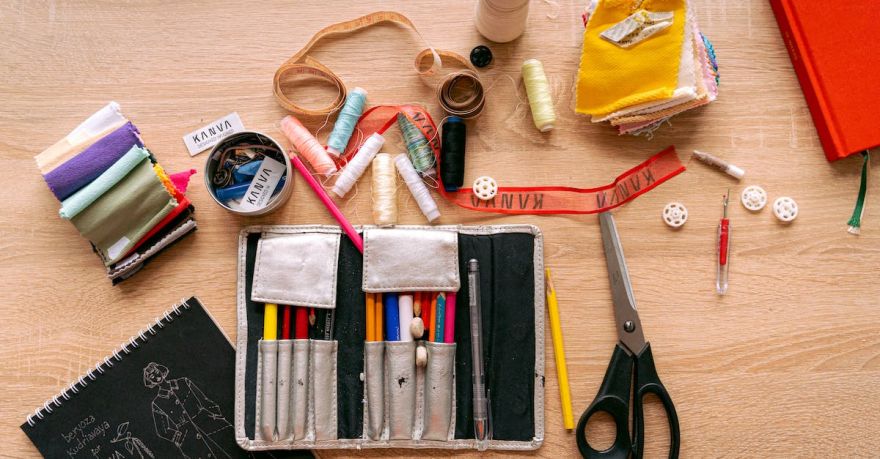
[21,296,311,459]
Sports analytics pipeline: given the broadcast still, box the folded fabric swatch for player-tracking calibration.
[36,120,128,175]
[35,102,127,174]
[71,157,177,265]
[118,164,193,259]
[576,0,688,117]
[58,146,150,220]
[169,168,197,194]
[108,212,197,284]
[42,121,143,200]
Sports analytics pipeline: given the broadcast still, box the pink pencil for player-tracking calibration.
[443,292,456,343]
[289,154,364,254]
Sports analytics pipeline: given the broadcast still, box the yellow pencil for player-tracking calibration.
[263,303,278,341]
[366,293,376,341]
[546,269,574,430]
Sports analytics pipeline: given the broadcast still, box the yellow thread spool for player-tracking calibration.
[522,59,556,132]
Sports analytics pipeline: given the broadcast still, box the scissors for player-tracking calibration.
[576,212,680,458]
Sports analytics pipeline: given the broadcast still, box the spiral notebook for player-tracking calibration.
[20,296,311,459]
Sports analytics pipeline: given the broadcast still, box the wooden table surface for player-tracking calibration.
[2,0,878,457]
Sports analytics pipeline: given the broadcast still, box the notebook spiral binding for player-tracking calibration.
[25,298,192,427]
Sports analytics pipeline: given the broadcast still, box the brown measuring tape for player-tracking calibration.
[273,11,485,119]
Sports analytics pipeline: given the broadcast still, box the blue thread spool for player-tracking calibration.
[326,87,367,156]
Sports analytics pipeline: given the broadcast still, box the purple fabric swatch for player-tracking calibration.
[43,122,144,200]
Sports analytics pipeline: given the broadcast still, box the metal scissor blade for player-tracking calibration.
[599,212,647,355]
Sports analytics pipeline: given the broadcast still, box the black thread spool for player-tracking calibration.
[440,117,466,192]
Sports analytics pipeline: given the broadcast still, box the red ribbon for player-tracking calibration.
[340,104,685,215]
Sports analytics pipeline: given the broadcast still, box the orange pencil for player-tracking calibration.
[366,293,376,341]
[375,293,384,341]
[429,293,438,342]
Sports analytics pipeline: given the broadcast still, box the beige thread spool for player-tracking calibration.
[371,153,398,226]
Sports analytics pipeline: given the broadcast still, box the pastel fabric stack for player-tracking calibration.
[35,102,198,283]
[575,0,719,136]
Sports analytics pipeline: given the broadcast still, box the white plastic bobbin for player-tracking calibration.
[472,176,498,200]
[773,197,798,222]
[741,185,768,211]
[661,202,688,228]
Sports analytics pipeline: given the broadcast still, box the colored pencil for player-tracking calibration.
[444,292,456,343]
[434,293,446,342]
[429,294,438,342]
[546,268,574,430]
[384,293,401,341]
[376,293,384,341]
[289,154,363,253]
[366,293,376,341]
[263,303,278,340]
[281,305,291,339]
[295,306,308,339]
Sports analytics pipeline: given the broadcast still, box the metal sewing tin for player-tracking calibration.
[204,130,292,216]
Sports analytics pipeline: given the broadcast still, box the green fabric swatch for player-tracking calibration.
[59,145,150,220]
[71,157,177,265]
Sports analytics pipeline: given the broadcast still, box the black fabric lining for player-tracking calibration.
[454,233,536,441]
[332,237,365,439]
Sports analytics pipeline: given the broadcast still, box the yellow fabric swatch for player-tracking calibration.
[576,0,687,116]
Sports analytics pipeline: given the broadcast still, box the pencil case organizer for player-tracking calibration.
[235,224,545,451]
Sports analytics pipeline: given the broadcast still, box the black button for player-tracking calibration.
[470,45,493,68]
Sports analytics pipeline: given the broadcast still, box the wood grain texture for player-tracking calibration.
[1,0,878,457]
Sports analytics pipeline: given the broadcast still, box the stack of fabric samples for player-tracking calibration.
[575,0,719,136]
[35,102,197,284]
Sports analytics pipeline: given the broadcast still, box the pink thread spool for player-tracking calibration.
[279,115,337,176]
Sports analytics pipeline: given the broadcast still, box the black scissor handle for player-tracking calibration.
[632,343,680,459]
[576,344,634,459]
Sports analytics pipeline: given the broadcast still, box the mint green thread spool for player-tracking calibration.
[326,87,367,156]
[397,113,436,178]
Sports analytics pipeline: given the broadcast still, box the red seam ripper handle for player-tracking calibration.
[719,218,730,265]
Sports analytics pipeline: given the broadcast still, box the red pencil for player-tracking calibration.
[295,307,308,339]
[281,305,292,339]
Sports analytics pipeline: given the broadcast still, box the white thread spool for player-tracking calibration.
[522,59,556,132]
[371,153,397,226]
[475,0,530,43]
[332,133,385,198]
[394,154,441,222]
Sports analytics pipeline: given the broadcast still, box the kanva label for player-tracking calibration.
[183,112,245,156]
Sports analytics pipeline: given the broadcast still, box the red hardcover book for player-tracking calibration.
[770,0,880,162]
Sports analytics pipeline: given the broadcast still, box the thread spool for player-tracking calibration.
[326,87,367,156]
[475,0,530,43]
[332,133,385,198]
[371,153,398,226]
[395,154,441,222]
[397,113,436,177]
[440,117,466,192]
[279,115,337,176]
[522,59,556,132]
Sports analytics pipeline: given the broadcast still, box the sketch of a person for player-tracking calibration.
[110,422,155,459]
[143,362,233,459]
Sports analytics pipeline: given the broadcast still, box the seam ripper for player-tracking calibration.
[717,189,731,294]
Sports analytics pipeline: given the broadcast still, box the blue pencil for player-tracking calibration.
[434,293,446,342]
[384,293,401,341]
